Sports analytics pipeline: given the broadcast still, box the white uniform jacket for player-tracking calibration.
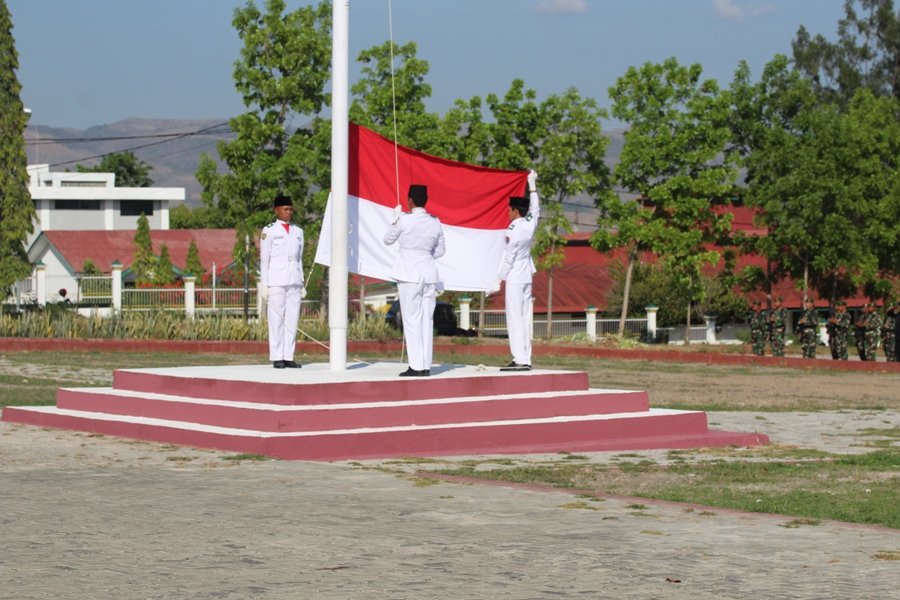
[260,220,305,287]
[383,207,446,284]
[497,190,540,284]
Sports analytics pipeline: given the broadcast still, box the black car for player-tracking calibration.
[384,300,462,336]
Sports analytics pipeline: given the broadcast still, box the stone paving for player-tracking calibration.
[1,410,899,599]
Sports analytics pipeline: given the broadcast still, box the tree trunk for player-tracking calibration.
[321,266,330,317]
[546,267,554,340]
[802,251,809,304]
[477,291,485,338]
[618,245,638,338]
[359,275,366,318]
[684,273,692,344]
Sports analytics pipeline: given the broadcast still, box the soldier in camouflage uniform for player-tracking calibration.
[826,301,840,359]
[747,300,767,356]
[833,301,852,360]
[854,304,869,361]
[797,297,819,359]
[865,303,883,361]
[882,302,897,362]
[768,297,788,357]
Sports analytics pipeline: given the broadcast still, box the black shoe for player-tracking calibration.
[283,361,302,368]
[400,367,427,377]
[423,370,430,377]
[273,361,286,369]
[500,362,530,372]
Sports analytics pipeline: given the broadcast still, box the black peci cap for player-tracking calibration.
[509,196,529,212]
[408,184,428,205]
[273,194,292,208]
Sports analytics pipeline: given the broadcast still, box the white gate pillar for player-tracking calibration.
[35,262,47,306]
[111,261,123,311]
[459,296,471,330]
[184,275,196,317]
[645,304,658,342]
[586,304,597,342]
[704,314,717,344]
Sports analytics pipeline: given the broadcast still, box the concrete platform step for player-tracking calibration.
[56,387,650,432]
[0,406,766,461]
[111,363,589,405]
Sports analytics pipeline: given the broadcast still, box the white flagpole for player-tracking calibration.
[329,0,349,370]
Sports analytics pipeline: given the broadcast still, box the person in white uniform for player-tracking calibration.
[384,184,446,377]
[492,170,540,372]
[258,195,306,369]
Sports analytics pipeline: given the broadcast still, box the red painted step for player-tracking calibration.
[112,364,589,405]
[0,406,765,461]
[56,387,649,432]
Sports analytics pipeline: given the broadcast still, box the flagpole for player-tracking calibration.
[329,0,349,371]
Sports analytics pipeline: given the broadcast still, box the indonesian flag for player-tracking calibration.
[314,123,528,291]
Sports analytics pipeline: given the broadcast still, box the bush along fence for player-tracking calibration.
[17,264,747,345]
[23,261,320,318]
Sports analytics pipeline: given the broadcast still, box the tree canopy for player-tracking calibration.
[0,0,35,297]
[76,151,154,187]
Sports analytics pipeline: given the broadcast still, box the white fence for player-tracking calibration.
[12,270,744,345]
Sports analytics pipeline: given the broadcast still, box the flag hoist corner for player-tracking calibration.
[314,123,529,292]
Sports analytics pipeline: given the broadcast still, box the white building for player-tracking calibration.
[26,164,185,246]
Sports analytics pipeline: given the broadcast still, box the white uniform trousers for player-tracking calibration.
[398,279,436,371]
[267,285,303,361]
[506,282,532,366]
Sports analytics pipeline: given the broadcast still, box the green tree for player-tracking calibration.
[183,239,205,280]
[793,0,900,111]
[0,0,35,297]
[154,243,176,286]
[169,204,235,229]
[531,88,615,338]
[732,56,900,303]
[76,151,154,187]
[81,259,103,276]
[196,0,332,264]
[593,58,737,341]
[132,213,154,285]
[350,40,446,156]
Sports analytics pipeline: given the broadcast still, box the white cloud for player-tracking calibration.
[713,0,774,23]
[535,0,588,16]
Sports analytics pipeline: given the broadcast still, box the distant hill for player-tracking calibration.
[25,118,232,206]
[25,118,626,223]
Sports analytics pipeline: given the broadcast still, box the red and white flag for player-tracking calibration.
[314,123,528,291]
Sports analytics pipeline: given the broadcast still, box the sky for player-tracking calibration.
[9,0,849,131]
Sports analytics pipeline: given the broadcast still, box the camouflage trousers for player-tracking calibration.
[770,328,786,357]
[830,334,849,360]
[881,332,896,362]
[855,332,867,361]
[751,329,766,356]
[864,331,880,361]
[799,329,817,359]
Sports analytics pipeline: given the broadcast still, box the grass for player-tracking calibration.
[432,446,900,529]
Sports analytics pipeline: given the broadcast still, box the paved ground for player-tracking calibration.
[1,409,899,599]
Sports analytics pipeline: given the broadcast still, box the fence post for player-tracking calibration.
[35,261,47,306]
[184,275,196,317]
[459,295,471,330]
[645,304,658,342]
[585,304,597,342]
[111,261,122,311]
[704,314,717,344]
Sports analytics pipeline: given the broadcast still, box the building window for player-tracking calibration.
[54,200,101,210]
[120,200,155,216]
[60,181,106,187]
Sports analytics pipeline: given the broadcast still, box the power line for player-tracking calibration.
[27,123,233,145]
[47,122,233,168]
